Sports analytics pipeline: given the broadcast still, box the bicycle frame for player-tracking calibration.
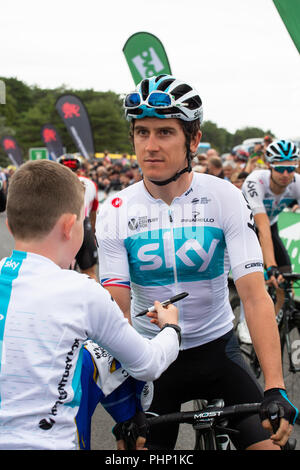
[279,278,300,374]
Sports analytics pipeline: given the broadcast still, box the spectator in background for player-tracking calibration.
[0,178,6,212]
[192,153,208,174]
[246,141,268,172]
[103,150,112,167]
[121,153,130,167]
[206,148,220,160]
[231,171,249,190]
[263,135,273,153]
[231,148,250,177]
[130,162,143,183]
[223,161,239,182]
[106,170,123,193]
[0,168,8,194]
[119,170,132,188]
[206,156,224,178]
[222,153,236,163]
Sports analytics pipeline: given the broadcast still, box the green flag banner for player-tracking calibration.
[278,210,300,301]
[123,32,172,86]
[273,0,300,53]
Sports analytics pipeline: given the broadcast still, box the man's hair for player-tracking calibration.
[7,160,85,240]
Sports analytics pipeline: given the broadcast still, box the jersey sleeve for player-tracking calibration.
[221,183,264,282]
[84,279,179,382]
[96,199,130,289]
[242,174,266,216]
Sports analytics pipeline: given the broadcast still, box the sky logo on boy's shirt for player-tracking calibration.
[4,260,20,270]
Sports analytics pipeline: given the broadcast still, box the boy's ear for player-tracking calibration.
[62,214,77,241]
[5,218,12,234]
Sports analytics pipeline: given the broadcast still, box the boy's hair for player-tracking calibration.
[7,160,85,240]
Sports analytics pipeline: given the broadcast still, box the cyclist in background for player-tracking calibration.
[96,74,297,450]
[241,140,300,329]
[58,154,99,281]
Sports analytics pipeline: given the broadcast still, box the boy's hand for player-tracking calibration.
[147,301,178,329]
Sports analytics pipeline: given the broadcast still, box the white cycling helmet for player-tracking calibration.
[124,74,203,124]
[124,75,203,186]
[265,140,299,163]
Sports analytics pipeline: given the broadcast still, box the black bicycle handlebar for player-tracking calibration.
[280,273,300,282]
[146,402,261,427]
[146,401,296,450]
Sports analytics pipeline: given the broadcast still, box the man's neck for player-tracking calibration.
[143,172,194,205]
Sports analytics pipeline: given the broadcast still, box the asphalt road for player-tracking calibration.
[1,212,299,450]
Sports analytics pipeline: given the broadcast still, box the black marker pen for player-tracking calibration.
[135,292,189,317]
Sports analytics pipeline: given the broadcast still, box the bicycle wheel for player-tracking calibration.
[280,320,300,425]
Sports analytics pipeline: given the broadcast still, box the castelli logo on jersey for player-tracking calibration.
[111,197,123,208]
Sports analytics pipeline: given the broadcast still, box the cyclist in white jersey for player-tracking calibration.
[58,155,99,281]
[96,74,298,450]
[241,140,300,324]
[0,159,180,450]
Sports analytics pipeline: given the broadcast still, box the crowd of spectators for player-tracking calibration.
[1,136,299,207]
[80,152,142,200]
[77,136,290,199]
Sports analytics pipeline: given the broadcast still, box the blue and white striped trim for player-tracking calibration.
[0,250,27,407]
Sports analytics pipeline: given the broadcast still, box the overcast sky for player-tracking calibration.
[0,0,299,140]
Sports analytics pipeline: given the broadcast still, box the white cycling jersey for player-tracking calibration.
[96,172,264,349]
[242,169,300,226]
[78,175,99,218]
[0,251,179,450]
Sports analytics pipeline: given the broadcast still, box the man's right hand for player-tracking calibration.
[146,300,178,329]
[265,265,283,289]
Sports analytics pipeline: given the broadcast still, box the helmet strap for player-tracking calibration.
[148,143,192,187]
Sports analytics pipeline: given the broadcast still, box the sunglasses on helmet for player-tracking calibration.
[270,164,297,174]
[124,90,188,109]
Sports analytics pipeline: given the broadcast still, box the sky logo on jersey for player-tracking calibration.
[125,226,225,286]
[4,260,20,271]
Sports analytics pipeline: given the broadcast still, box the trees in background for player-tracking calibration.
[0,77,273,167]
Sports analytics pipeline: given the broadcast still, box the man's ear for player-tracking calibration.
[61,213,77,241]
[190,130,202,153]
